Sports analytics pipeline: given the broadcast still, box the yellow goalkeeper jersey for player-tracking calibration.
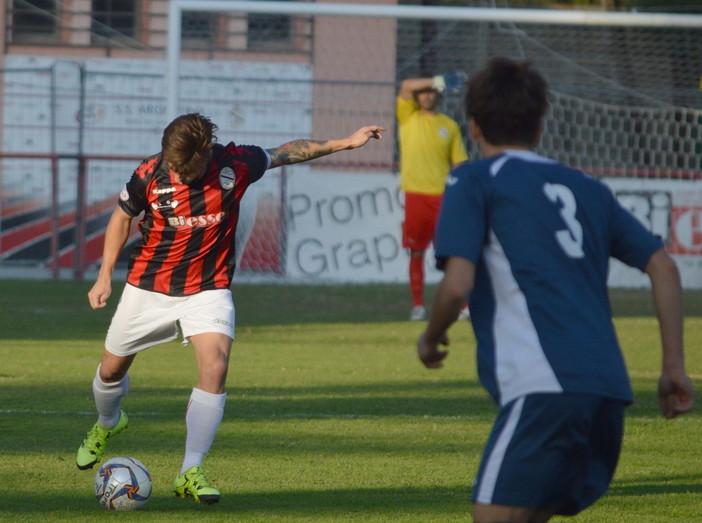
[396,96,468,195]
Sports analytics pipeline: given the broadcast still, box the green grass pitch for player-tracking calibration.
[0,280,700,522]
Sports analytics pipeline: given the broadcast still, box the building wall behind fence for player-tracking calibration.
[0,55,398,281]
[2,54,702,287]
[2,3,702,287]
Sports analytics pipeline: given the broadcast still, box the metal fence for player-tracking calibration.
[0,61,321,280]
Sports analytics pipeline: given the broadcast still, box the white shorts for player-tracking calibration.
[105,284,235,357]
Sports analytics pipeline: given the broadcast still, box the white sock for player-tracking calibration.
[93,366,129,428]
[180,387,226,474]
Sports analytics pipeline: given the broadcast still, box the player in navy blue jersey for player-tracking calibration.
[76,113,384,504]
[416,57,694,522]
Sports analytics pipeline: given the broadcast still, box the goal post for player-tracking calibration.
[5,2,702,283]
[166,0,702,121]
[160,0,702,286]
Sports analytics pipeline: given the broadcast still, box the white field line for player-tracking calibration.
[0,409,479,421]
[3,410,697,422]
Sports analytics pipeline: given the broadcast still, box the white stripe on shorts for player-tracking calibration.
[476,395,525,504]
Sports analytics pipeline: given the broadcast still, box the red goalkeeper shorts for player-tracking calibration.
[402,191,443,251]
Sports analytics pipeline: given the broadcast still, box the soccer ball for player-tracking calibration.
[94,457,152,511]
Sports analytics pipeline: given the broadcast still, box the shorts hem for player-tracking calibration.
[105,332,179,357]
[181,326,234,341]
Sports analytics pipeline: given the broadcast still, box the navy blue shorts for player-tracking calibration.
[472,393,626,515]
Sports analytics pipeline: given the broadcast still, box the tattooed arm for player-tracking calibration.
[266,125,384,169]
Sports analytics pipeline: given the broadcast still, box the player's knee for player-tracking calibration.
[201,354,229,382]
[97,357,132,382]
[98,367,128,383]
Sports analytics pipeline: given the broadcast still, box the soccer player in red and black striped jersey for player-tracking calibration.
[76,113,384,504]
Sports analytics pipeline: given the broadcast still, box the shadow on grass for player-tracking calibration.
[211,485,470,514]
[4,478,701,518]
[6,476,702,516]
[0,379,494,455]
[5,377,697,456]
[0,280,421,339]
[608,474,702,496]
[0,484,472,517]
[3,280,702,340]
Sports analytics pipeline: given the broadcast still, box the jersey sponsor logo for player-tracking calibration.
[152,187,176,195]
[119,185,130,201]
[446,175,458,186]
[220,167,235,189]
[167,211,226,228]
[151,199,179,210]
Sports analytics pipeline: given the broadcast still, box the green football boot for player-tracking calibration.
[76,410,129,470]
[173,465,221,505]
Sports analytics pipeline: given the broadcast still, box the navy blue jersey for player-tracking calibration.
[435,150,662,406]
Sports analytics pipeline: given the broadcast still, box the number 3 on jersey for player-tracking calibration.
[543,183,585,259]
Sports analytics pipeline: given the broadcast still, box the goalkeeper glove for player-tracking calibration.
[432,71,468,94]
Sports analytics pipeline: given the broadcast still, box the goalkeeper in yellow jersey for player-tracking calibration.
[396,72,469,321]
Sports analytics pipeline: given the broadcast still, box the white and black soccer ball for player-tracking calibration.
[94,457,152,511]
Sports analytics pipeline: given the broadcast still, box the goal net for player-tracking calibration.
[166,1,702,286]
[2,1,702,286]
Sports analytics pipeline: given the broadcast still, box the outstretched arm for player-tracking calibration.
[645,247,695,418]
[267,125,384,169]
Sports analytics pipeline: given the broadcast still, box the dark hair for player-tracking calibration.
[465,57,549,147]
[161,113,218,179]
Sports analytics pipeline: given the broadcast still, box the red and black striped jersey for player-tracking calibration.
[118,142,269,296]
